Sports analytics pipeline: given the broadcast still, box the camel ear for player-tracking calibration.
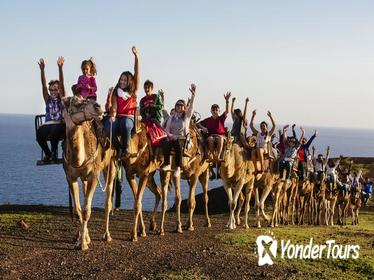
[62,96,71,108]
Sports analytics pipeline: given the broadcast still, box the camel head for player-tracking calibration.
[62,96,104,125]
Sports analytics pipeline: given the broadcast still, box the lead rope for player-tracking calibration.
[98,120,115,192]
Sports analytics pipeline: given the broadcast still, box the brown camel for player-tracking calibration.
[120,122,164,241]
[336,162,353,225]
[349,170,362,225]
[62,96,117,250]
[159,123,211,235]
[220,140,256,230]
[296,180,314,225]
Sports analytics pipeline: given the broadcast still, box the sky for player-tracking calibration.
[0,0,373,129]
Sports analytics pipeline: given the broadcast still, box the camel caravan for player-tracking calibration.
[36,48,373,250]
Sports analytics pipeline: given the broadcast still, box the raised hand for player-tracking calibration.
[224,91,231,101]
[292,124,296,129]
[38,58,45,70]
[314,130,318,136]
[300,126,305,133]
[189,83,196,95]
[327,146,330,152]
[245,97,249,103]
[267,110,272,117]
[57,56,65,67]
[252,109,256,117]
[283,124,289,130]
[132,46,138,55]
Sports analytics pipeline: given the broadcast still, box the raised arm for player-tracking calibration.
[292,124,297,139]
[230,97,236,120]
[249,110,258,134]
[57,56,65,97]
[132,46,140,95]
[324,146,330,166]
[305,130,317,149]
[224,91,231,116]
[267,111,276,136]
[311,146,316,161]
[242,97,249,122]
[298,127,305,143]
[38,58,49,103]
[186,83,196,119]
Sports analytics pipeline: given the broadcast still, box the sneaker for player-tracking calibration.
[51,152,58,162]
[174,167,181,177]
[42,155,51,163]
[161,164,172,171]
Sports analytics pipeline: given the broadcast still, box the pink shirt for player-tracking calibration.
[77,75,97,98]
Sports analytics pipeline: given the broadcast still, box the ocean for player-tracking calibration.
[1,114,374,211]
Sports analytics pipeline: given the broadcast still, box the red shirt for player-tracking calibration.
[200,113,227,135]
[117,95,137,117]
[298,148,305,161]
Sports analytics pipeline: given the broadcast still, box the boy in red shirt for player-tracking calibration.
[198,92,231,161]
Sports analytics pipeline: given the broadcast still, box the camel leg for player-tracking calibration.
[187,175,198,231]
[224,185,233,229]
[330,197,337,226]
[160,172,171,236]
[77,176,97,250]
[147,173,162,232]
[103,160,116,242]
[235,192,245,226]
[243,182,254,229]
[172,174,183,233]
[260,184,272,223]
[199,169,211,227]
[255,187,261,228]
[131,176,148,241]
[230,185,242,230]
[271,182,282,227]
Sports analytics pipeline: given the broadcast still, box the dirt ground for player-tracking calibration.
[0,205,289,280]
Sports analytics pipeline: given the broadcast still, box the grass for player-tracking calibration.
[216,204,374,280]
[0,212,52,229]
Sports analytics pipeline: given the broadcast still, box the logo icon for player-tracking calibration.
[256,233,278,266]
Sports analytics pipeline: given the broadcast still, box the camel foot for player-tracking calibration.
[176,225,183,233]
[159,231,165,236]
[140,231,147,238]
[130,234,138,242]
[149,222,158,232]
[103,232,112,242]
[205,220,212,228]
[236,217,241,226]
[188,226,195,231]
[244,224,249,229]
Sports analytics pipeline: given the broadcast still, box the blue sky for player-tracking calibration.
[0,0,373,129]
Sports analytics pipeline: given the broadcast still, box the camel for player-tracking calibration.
[349,171,362,225]
[120,122,164,241]
[220,138,256,230]
[296,180,314,225]
[336,162,353,225]
[253,157,279,228]
[159,123,211,235]
[312,173,327,225]
[62,96,117,250]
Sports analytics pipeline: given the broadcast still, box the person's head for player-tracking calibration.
[301,137,307,145]
[143,80,154,95]
[81,58,96,76]
[287,136,296,147]
[353,171,357,177]
[327,158,334,166]
[260,121,268,134]
[175,99,186,113]
[48,80,60,98]
[233,108,243,120]
[116,71,134,92]
[211,104,220,118]
[317,154,323,162]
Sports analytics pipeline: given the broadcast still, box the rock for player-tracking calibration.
[17,220,29,230]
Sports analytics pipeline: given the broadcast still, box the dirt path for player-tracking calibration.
[0,205,287,280]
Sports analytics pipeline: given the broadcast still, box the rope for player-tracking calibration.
[98,121,116,192]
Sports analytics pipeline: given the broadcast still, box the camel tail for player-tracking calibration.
[68,186,74,222]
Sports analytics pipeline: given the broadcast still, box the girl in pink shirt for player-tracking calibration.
[77,58,97,100]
